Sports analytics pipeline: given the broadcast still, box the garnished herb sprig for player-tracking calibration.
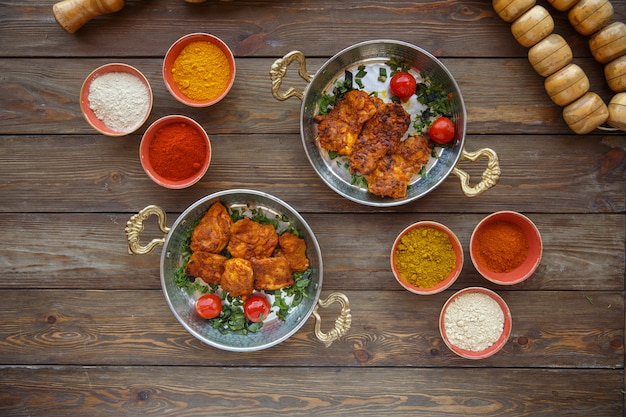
[271,269,312,321]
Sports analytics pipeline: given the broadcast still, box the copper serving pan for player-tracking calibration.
[270,39,500,207]
[125,189,351,352]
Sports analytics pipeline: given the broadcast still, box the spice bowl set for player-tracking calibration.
[391,211,542,359]
[80,32,236,189]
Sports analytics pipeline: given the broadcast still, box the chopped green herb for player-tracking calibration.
[355,65,367,79]
[351,173,368,188]
[274,269,312,320]
[378,67,387,82]
[415,73,453,116]
[386,58,411,75]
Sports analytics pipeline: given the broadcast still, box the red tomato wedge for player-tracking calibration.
[244,294,271,323]
[390,71,417,100]
[196,294,222,319]
[429,116,456,144]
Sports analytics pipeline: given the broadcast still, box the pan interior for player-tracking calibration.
[300,40,466,207]
[160,190,322,352]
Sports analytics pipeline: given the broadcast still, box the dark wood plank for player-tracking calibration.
[0,366,622,416]
[0,57,618,135]
[4,0,625,58]
[0,290,621,368]
[0,213,622,291]
[0,134,623,214]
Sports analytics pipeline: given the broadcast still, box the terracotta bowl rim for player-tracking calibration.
[390,221,464,295]
[80,62,153,136]
[439,286,512,359]
[470,210,543,285]
[162,32,236,107]
[139,114,212,189]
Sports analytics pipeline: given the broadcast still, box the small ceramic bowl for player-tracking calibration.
[140,115,211,189]
[80,63,153,136]
[163,33,236,107]
[470,211,542,285]
[390,221,464,295]
[439,287,512,359]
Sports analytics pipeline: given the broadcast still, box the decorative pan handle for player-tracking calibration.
[312,292,352,348]
[270,51,313,101]
[125,205,170,255]
[452,148,501,197]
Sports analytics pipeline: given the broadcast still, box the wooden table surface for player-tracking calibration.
[1,0,625,415]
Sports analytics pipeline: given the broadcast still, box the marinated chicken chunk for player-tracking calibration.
[349,100,411,175]
[274,232,309,272]
[190,202,232,253]
[365,135,432,198]
[227,217,279,260]
[315,89,377,156]
[221,257,254,299]
[250,256,294,291]
[185,251,227,285]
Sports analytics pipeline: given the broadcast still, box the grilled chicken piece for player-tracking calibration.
[365,135,432,198]
[251,256,294,291]
[274,232,309,272]
[227,217,279,260]
[190,202,232,254]
[221,257,254,299]
[349,100,411,175]
[185,251,227,285]
[315,89,377,156]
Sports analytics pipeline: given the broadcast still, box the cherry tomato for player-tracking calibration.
[196,294,222,319]
[428,116,456,144]
[389,71,417,100]
[244,294,271,323]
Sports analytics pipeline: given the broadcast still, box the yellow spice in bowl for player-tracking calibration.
[171,41,231,101]
[394,227,456,288]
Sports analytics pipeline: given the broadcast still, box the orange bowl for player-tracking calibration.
[439,287,512,359]
[140,115,211,189]
[470,211,542,285]
[80,63,153,136]
[390,221,464,295]
[163,33,236,107]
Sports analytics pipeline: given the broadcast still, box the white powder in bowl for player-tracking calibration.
[88,72,150,133]
[443,292,504,352]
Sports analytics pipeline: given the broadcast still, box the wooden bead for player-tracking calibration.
[568,0,613,36]
[493,0,536,22]
[605,55,626,92]
[511,5,555,47]
[528,34,573,76]
[589,22,626,64]
[607,92,626,130]
[545,64,590,105]
[547,0,581,11]
[563,92,609,134]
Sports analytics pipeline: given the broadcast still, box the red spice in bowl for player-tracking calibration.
[140,115,211,189]
[470,211,542,285]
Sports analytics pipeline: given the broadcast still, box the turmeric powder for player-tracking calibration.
[394,227,456,288]
[171,41,231,101]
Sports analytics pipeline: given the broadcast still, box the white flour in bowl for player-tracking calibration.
[88,72,150,133]
[443,292,504,352]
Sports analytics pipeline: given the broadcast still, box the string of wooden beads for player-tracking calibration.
[493,0,626,134]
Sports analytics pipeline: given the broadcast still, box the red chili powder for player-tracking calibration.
[148,122,207,181]
[474,220,529,273]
